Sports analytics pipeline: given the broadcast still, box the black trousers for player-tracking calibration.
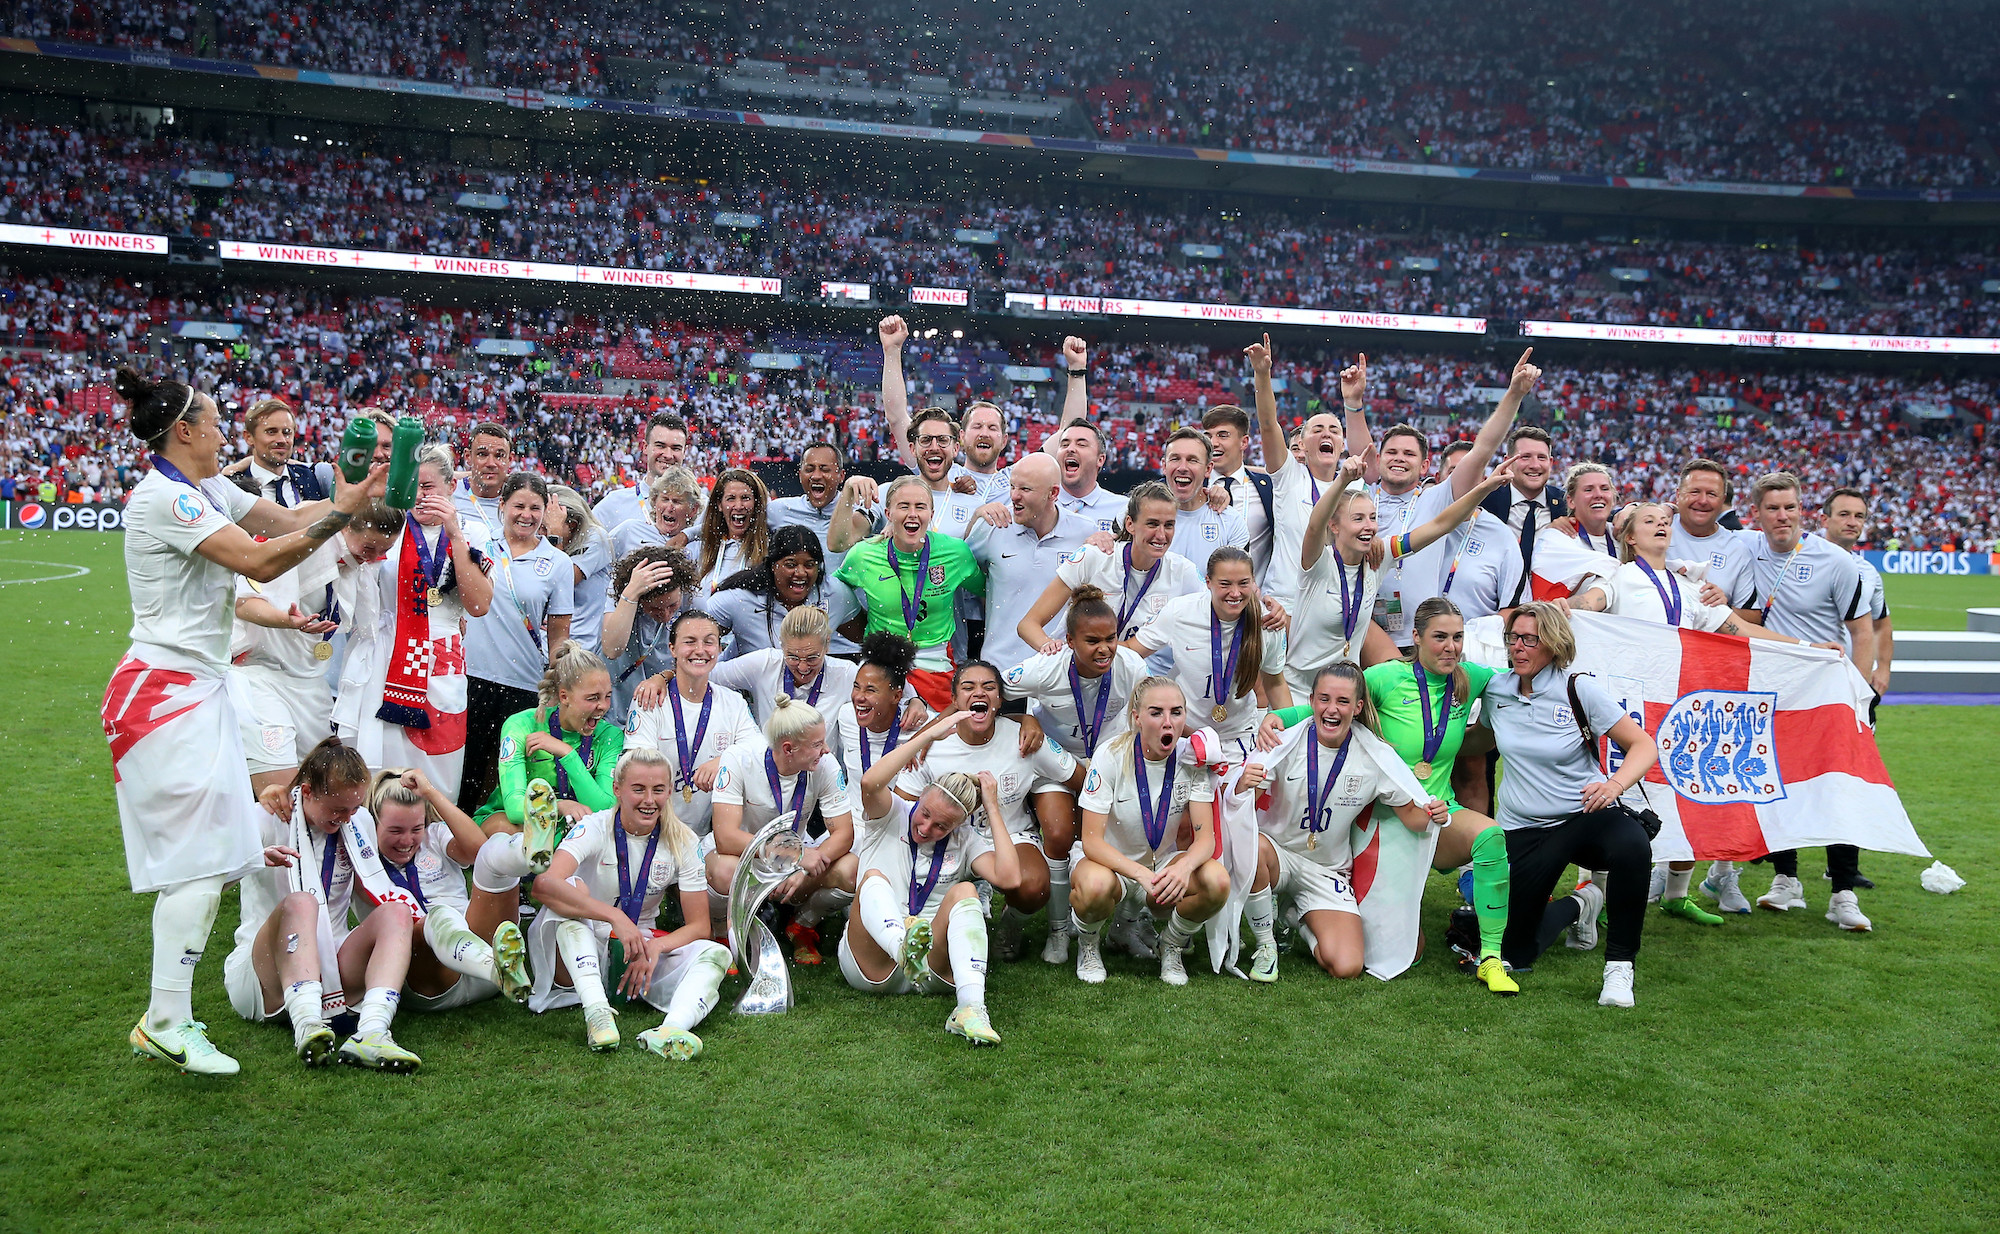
[457,677,538,814]
[1770,844,1861,893]
[1502,808,1654,967]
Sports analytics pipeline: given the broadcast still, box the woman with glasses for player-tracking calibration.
[1482,602,1659,1008]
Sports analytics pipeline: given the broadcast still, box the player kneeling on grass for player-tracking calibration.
[527,749,729,1059]
[226,738,424,1072]
[362,769,531,1013]
[1236,663,1449,983]
[1070,678,1227,987]
[844,709,1020,1047]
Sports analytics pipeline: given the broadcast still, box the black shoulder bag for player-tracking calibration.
[1567,672,1664,841]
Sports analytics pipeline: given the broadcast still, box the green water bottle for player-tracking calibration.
[384,416,425,509]
[337,416,378,484]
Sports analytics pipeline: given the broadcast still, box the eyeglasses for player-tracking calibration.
[1503,632,1542,648]
[914,433,957,447]
[783,653,823,670]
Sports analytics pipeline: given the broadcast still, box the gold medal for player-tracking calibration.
[1306,834,1317,852]
[1413,760,1434,780]
[312,641,334,662]
[1212,704,1228,723]
[426,586,444,607]
[681,784,693,802]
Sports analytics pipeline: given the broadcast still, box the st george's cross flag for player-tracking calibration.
[1553,611,1927,862]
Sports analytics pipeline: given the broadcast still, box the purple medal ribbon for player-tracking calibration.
[318,828,342,899]
[1068,657,1114,758]
[1133,744,1177,852]
[764,749,811,830]
[667,681,713,796]
[1116,545,1162,637]
[1413,660,1455,769]
[1210,607,1245,714]
[383,858,429,910]
[1636,557,1683,626]
[549,711,594,800]
[1304,729,1353,841]
[614,811,662,924]
[892,537,934,633]
[905,826,949,915]
[858,712,902,774]
[147,451,196,488]
[1334,556,1363,649]
[783,664,824,707]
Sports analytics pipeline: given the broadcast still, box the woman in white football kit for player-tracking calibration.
[706,604,858,732]
[107,367,390,1076]
[224,740,423,1072]
[845,710,1021,1047]
[1237,663,1447,982]
[895,661,1087,962]
[708,694,859,965]
[1003,586,1149,764]
[528,749,732,1059]
[1017,481,1201,650]
[1572,501,1802,921]
[1127,546,1292,762]
[832,632,919,809]
[231,504,401,795]
[362,769,532,1015]
[1287,456,1510,699]
[336,444,494,801]
[1070,678,1227,986]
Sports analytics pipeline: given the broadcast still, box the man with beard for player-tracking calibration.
[956,400,1013,505]
[1476,425,1569,612]
[877,315,984,536]
[452,421,513,551]
[591,412,696,533]
[230,397,329,507]
[1046,337,1128,535]
[769,440,858,561]
[1240,338,1371,610]
[1161,427,1248,566]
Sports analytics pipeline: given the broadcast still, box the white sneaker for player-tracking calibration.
[1039,922,1069,965]
[1700,863,1753,914]
[293,1018,336,1067]
[584,1003,620,1052]
[1825,890,1873,932]
[1566,881,1605,950]
[129,1018,240,1076]
[1159,943,1188,986]
[1758,874,1807,912]
[1075,929,1106,984]
[1648,863,1667,904]
[1248,941,1280,984]
[1598,960,1635,1007]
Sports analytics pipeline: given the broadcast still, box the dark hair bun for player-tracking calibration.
[860,631,918,680]
[117,365,193,444]
[1070,584,1107,605]
[113,365,155,406]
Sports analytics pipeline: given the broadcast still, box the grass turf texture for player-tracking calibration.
[2,531,1995,1233]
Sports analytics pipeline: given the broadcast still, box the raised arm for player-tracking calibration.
[1447,349,1540,499]
[858,709,969,820]
[1340,353,1374,481]
[1300,454,1369,571]
[403,768,487,866]
[1244,333,1287,474]
[969,771,1024,892]
[880,315,915,469]
[827,475,879,554]
[1405,458,1518,556]
[1059,335,1090,428]
[194,463,388,582]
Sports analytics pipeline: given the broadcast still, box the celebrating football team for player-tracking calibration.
[106,316,1898,1076]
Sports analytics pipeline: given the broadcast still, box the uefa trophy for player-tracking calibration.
[726,813,804,1015]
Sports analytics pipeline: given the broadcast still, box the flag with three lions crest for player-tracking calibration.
[1549,611,1927,862]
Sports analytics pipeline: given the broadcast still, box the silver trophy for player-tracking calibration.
[726,813,804,1015]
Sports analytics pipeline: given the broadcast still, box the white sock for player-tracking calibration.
[555,918,608,1009]
[1071,910,1106,940]
[472,833,533,894]
[1246,888,1276,948]
[1709,860,1735,881]
[423,903,497,983]
[1045,860,1070,936]
[282,979,324,1027]
[661,941,730,1031]
[1587,868,1610,889]
[947,896,988,1009]
[147,875,225,1031]
[857,874,907,957]
[796,887,852,928]
[1161,911,1198,952]
[1665,867,1694,900]
[356,986,400,1036]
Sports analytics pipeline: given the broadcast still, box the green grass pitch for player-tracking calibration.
[2,532,1994,1233]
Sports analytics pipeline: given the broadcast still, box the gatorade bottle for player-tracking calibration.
[337,416,378,484]
[384,415,425,509]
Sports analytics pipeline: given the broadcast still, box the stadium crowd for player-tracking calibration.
[9,120,2000,336]
[7,0,1995,187]
[3,272,1992,550]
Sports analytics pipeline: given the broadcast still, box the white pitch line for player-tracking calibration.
[0,559,92,585]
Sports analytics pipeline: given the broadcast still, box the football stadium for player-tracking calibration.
[1,2,1996,1229]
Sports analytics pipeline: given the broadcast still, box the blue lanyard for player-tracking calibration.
[549,711,594,800]
[667,681,713,794]
[1304,733,1353,838]
[1068,658,1114,758]
[764,749,811,828]
[613,812,662,924]
[1133,746,1176,852]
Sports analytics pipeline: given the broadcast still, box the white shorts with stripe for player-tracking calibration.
[234,663,334,775]
[524,904,727,1014]
[836,931,954,996]
[1272,845,1359,918]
